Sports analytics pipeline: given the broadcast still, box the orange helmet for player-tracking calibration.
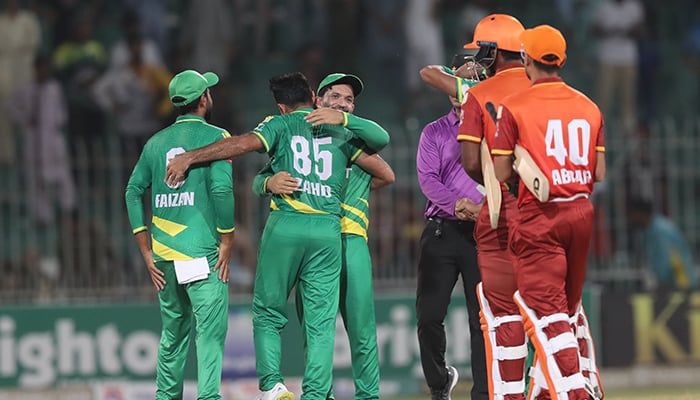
[463,14,525,53]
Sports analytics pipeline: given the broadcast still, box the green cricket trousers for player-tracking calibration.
[338,234,380,400]
[253,211,342,400]
[296,233,380,400]
[155,260,229,400]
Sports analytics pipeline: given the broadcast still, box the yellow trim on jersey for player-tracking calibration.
[175,118,205,124]
[252,131,270,152]
[341,217,368,240]
[222,131,231,138]
[342,112,349,127]
[341,203,369,226]
[270,199,280,210]
[279,194,328,214]
[152,216,188,237]
[358,198,369,207]
[263,176,271,193]
[456,79,464,103]
[491,149,514,156]
[350,147,363,162]
[132,226,147,234]
[596,146,605,152]
[217,226,236,234]
[457,134,481,143]
[152,237,193,260]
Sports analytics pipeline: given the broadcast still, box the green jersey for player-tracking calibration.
[125,115,235,263]
[252,108,362,217]
[456,76,480,104]
[340,166,372,240]
[251,110,390,238]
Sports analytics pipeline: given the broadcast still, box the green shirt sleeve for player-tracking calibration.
[252,161,274,197]
[252,115,281,154]
[456,77,480,104]
[343,113,390,152]
[345,135,365,164]
[209,159,235,233]
[125,150,152,234]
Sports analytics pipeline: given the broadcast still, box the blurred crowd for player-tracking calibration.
[2,0,700,302]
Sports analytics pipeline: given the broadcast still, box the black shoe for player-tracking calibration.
[430,365,459,400]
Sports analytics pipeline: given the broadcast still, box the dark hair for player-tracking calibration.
[268,72,312,107]
[532,59,561,74]
[317,85,332,98]
[174,95,203,115]
[499,49,521,62]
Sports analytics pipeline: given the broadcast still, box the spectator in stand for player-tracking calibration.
[627,197,699,290]
[53,13,108,153]
[404,0,444,95]
[93,30,172,179]
[7,55,76,226]
[109,9,164,71]
[592,0,645,134]
[0,0,41,165]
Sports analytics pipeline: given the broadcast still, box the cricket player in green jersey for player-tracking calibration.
[125,69,235,400]
[252,73,392,400]
[164,72,394,400]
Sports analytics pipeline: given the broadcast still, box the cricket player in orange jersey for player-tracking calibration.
[456,14,531,400]
[492,25,606,400]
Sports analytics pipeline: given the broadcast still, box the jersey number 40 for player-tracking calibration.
[545,119,591,167]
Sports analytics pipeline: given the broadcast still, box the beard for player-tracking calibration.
[204,108,212,122]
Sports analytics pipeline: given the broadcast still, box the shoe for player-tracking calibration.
[430,365,459,400]
[258,382,295,400]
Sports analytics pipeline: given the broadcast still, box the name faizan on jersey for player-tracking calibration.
[252,108,363,218]
[125,115,235,263]
[493,78,605,205]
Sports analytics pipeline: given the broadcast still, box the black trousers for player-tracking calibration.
[416,217,488,400]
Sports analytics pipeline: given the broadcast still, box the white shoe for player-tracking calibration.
[258,382,295,400]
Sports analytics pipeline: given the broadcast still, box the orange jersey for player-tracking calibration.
[456,64,530,150]
[492,77,605,205]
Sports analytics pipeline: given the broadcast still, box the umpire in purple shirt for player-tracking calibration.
[415,56,488,400]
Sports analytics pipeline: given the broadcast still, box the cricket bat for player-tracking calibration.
[481,140,501,229]
[513,144,550,202]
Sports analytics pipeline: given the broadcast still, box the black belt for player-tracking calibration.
[427,217,475,239]
[427,216,473,226]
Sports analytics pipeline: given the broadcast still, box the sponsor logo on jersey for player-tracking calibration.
[154,192,195,208]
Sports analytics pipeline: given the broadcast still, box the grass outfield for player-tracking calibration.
[380,385,700,400]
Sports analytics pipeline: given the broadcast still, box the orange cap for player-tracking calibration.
[463,14,524,52]
[520,25,567,67]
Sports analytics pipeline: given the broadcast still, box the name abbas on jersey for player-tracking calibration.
[154,192,195,208]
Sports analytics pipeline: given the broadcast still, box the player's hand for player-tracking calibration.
[455,198,482,221]
[165,153,193,188]
[266,171,300,194]
[214,233,234,283]
[304,108,344,126]
[144,252,165,291]
[455,61,483,80]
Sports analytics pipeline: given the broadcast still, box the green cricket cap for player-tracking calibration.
[317,73,363,97]
[169,70,220,106]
